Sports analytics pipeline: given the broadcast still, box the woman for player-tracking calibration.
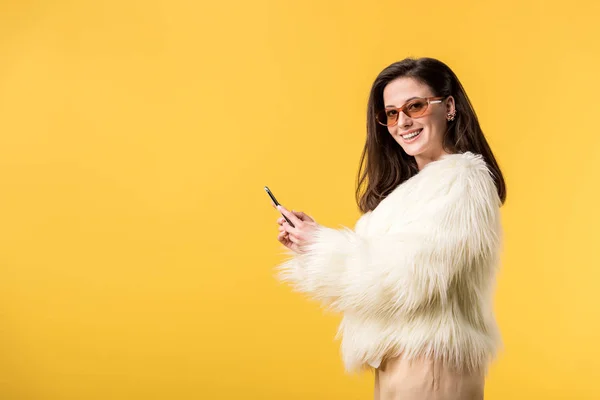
[274,57,506,400]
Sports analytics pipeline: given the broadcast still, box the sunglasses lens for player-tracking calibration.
[376,109,399,126]
[377,98,432,126]
[405,99,428,117]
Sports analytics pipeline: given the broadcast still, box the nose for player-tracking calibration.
[396,110,412,129]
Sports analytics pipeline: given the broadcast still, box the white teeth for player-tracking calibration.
[402,129,422,139]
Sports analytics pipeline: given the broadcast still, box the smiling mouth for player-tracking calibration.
[401,129,422,142]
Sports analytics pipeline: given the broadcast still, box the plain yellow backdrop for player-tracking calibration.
[1,0,599,398]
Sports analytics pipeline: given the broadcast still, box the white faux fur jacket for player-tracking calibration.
[277,151,503,374]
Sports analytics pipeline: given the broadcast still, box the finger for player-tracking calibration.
[277,217,285,225]
[287,233,300,244]
[277,205,302,226]
[291,210,314,222]
[278,233,300,253]
[282,222,299,236]
[278,231,290,244]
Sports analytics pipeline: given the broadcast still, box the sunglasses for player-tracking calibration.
[376,96,446,127]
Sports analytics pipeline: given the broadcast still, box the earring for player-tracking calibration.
[447,111,456,121]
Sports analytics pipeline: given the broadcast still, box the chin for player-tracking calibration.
[401,145,426,157]
[396,132,430,157]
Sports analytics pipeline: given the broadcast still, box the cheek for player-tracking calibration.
[425,114,446,135]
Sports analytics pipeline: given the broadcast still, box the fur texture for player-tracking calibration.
[276,152,503,373]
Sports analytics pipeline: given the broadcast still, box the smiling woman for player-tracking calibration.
[359,57,505,213]
[274,57,506,400]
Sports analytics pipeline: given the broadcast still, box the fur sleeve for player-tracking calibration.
[276,156,501,318]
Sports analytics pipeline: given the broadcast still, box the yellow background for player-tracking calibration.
[1,0,599,398]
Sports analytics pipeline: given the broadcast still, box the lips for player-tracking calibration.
[400,128,422,142]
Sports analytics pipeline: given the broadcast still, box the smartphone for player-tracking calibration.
[264,186,295,228]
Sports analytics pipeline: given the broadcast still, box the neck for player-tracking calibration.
[415,149,451,171]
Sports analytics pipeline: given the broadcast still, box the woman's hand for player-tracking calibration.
[275,205,319,254]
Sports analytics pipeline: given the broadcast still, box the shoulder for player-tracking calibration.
[423,151,491,178]
[422,152,496,192]
[353,210,372,234]
[412,151,500,212]
[367,152,500,228]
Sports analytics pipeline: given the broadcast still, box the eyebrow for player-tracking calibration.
[385,96,420,108]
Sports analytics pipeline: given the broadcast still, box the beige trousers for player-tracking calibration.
[374,355,485,400]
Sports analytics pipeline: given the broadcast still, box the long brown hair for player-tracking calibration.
[356,57,506,213]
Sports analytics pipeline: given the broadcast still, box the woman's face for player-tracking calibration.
[382,77,455,165]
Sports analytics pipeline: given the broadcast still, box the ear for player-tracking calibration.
[445,96,456,114]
